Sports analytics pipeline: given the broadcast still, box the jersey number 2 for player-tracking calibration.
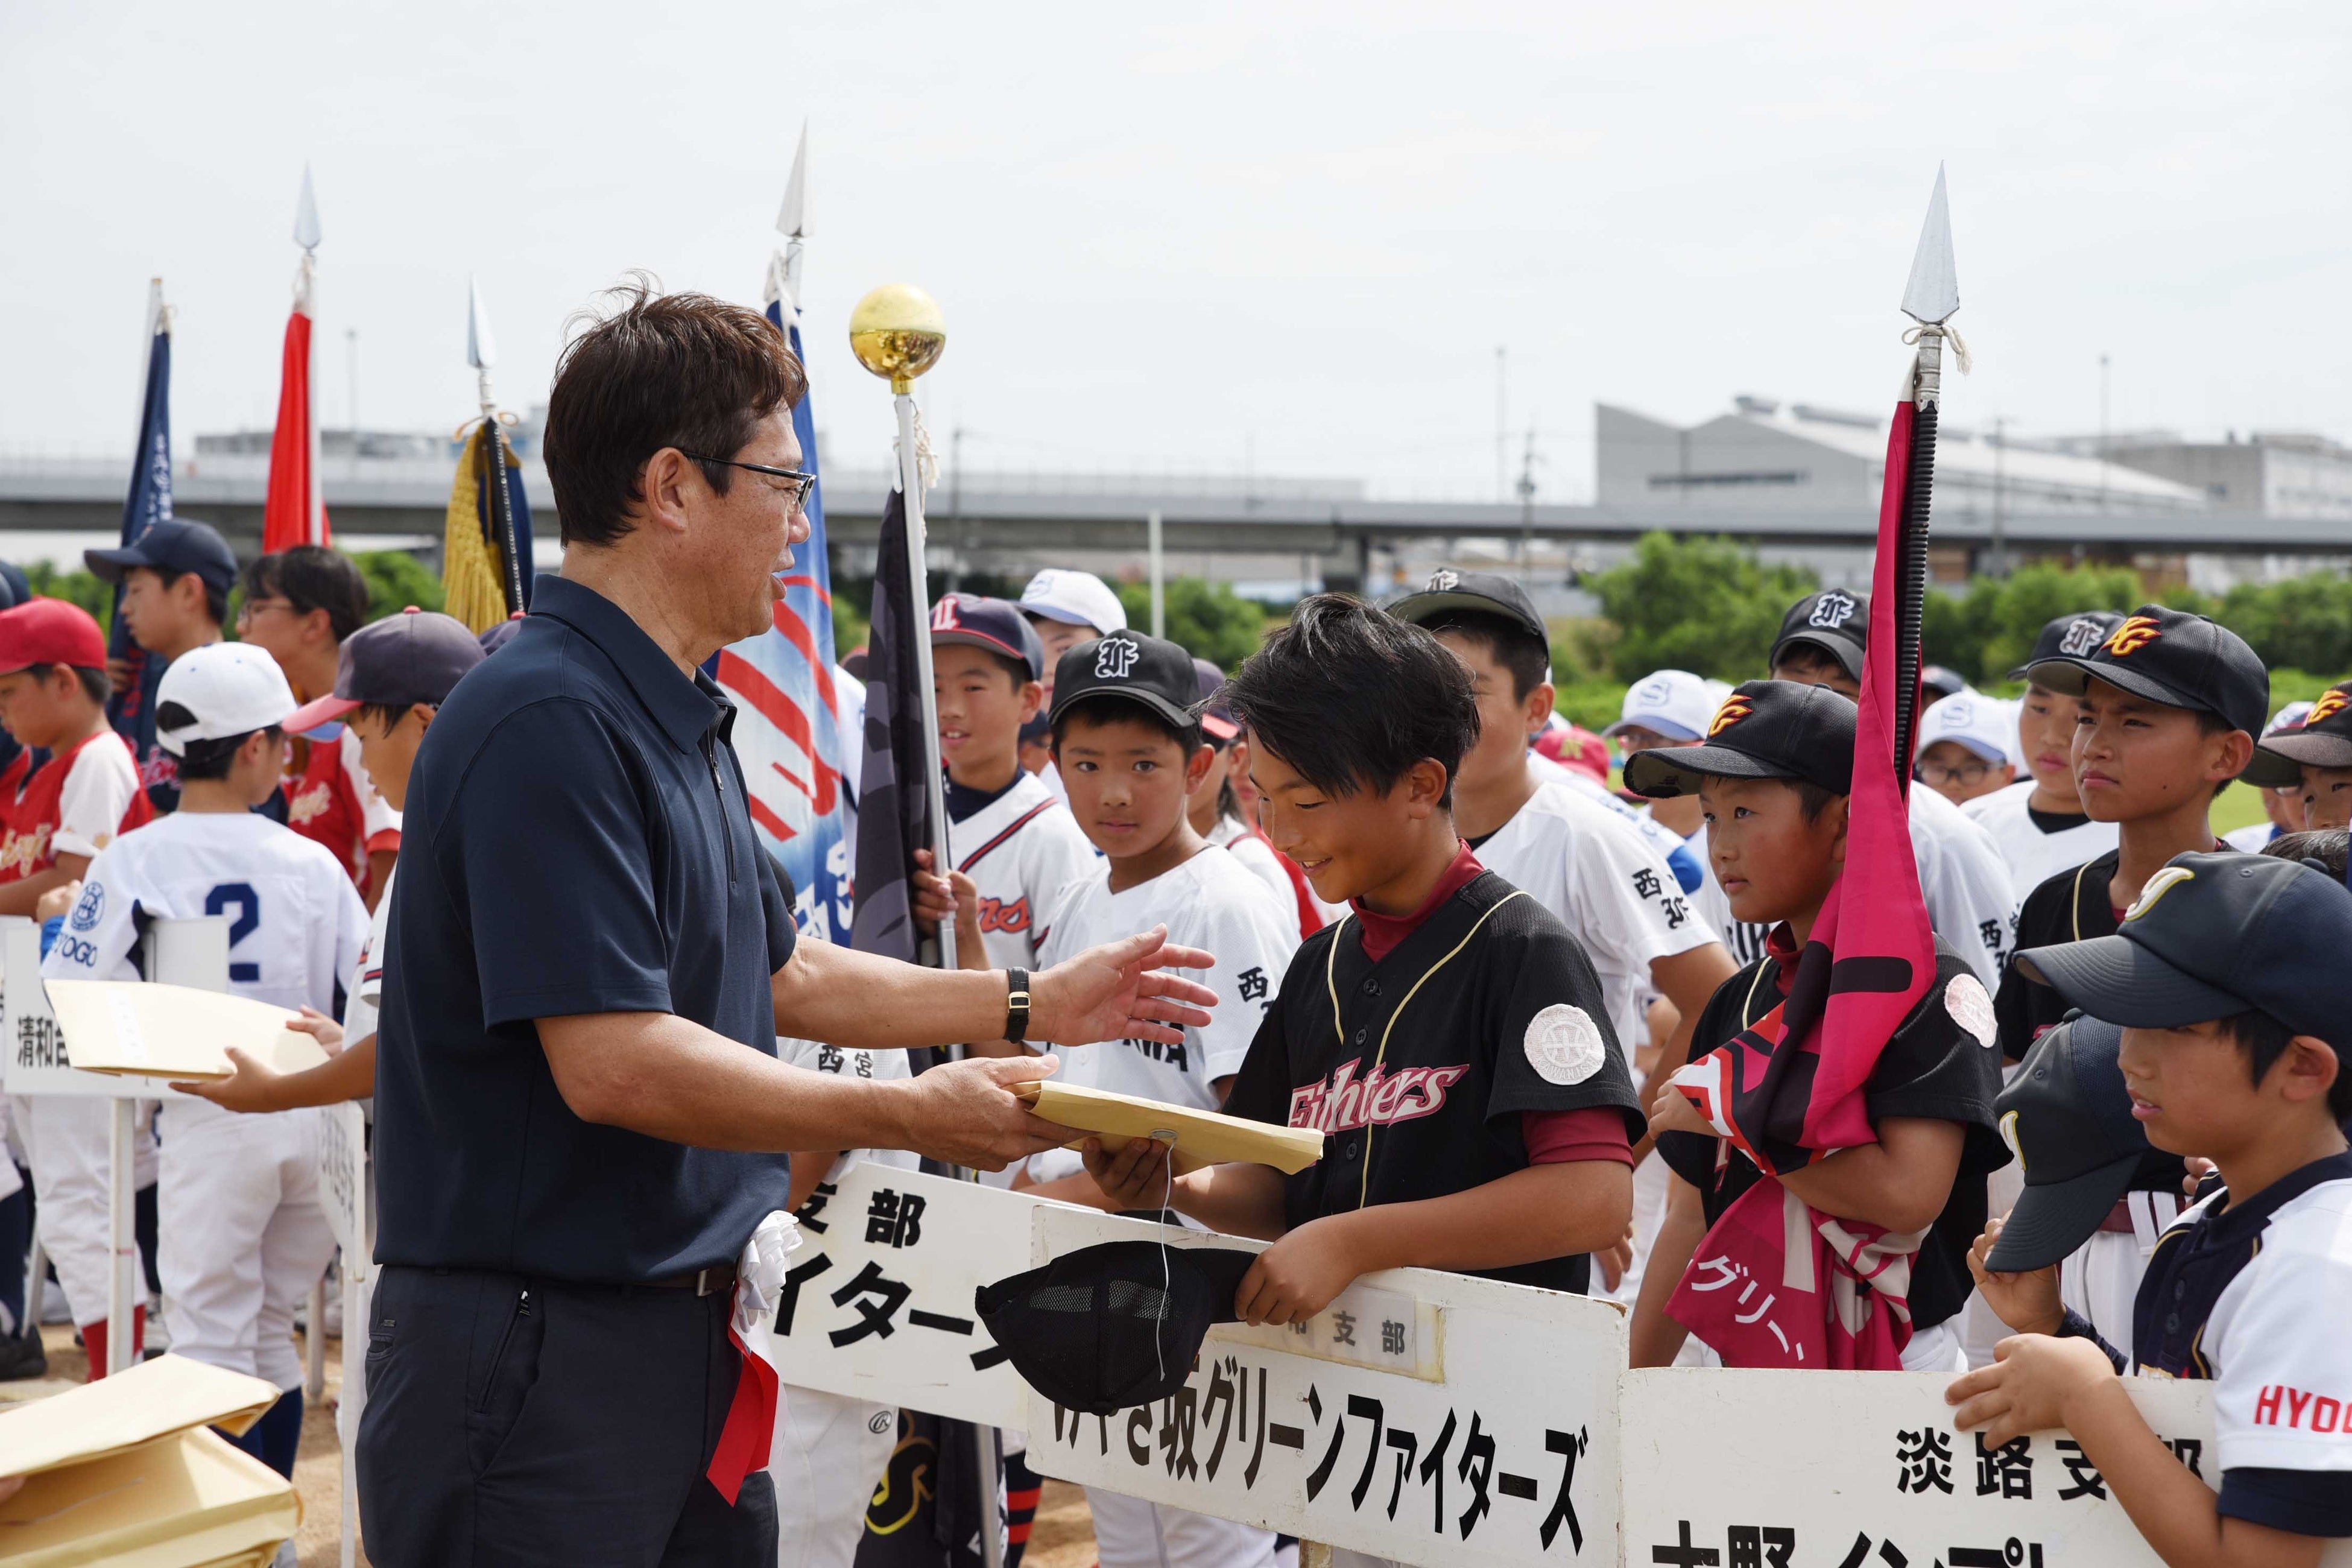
[204,883,261,982]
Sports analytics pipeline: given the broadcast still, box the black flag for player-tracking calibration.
[850,486,933,963]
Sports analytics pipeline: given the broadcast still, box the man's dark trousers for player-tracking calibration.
[357,1264,776,1566]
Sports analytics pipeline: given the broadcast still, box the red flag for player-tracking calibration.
[262,258,327,551]
[1666,400,1938,1368]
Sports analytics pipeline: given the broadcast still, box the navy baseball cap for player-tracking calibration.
[2244,683,2352,789]
[1985,1014,2155,1272]
[1049,629,1201,734]
[931,593,1045,682]
[1621,678,1855,799]
[975,1241,1256,1417]
[84,519,238,593]
[286,607,485,734]
[2024,604,2266,741]
[1193,657,1238,743]
[0,563,30,611]
[2017,850,2352,1041]
[1771,589,1870,681]
[1387,568,1549,646]
[2009,610,2125,682]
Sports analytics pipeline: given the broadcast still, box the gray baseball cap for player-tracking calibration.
[286,606,485,733]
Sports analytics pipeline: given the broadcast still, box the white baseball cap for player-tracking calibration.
[1017,569,1127,634]
[154,643,299,757]
[1917,691,2015,767]
[1606,669,1720,742]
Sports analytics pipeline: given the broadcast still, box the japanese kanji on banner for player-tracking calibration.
[1022,1206,1625,1568]
[767,1163,1037,1428]
[1620,1368,2352,1568]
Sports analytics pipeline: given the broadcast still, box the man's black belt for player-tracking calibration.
[643,1261,739,1297]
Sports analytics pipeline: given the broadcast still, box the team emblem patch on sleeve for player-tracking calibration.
[1523,1004,1605,1086]
[69,881,104,932]
[1944,972,1996,1049]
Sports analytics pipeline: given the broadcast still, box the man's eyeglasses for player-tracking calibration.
[677,450,816,511]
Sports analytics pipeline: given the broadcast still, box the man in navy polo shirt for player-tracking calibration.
[358,283,1220,1568]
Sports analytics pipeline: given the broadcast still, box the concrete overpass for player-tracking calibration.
[0,451,2330,593]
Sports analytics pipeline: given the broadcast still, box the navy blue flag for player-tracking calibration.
[849,485,931,963]
[107,308,175,760]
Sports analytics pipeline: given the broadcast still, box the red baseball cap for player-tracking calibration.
[1534,721,1610,785]
[0,598,107,675]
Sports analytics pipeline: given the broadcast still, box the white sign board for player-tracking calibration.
[1023,1206,1626,1568]
[3,920,223,1099]
[1620,1368,2352,1568]
[768,1163,1043,1429]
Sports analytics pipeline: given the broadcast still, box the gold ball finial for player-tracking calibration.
[848,284,946,394]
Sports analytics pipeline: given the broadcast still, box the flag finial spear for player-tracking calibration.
[777,121,809,240]
[1900,164,1958,326]
[294,164,323,254]
[467,274,498,416]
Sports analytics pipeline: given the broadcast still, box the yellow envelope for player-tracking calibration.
[0,1355,294,1567]
[1014,1081,1323,1174]
[40,982,327,1082]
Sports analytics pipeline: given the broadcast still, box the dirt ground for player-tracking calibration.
[11,1325,1104,1568]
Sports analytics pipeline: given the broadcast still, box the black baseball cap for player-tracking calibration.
[1621,678,1856,798]
[931,593,1045,683]
[2017,850,2352,1042]
[1193,657,1238,744]
[1770,589,1870,681]
[1921,665,1968,701]
[1984,1014,2153,1272]
[285,606,485,733]
[1049,628,1202,734]
[84,519,238,594]
[1387,568,1549,646]
[0,563,29,610]
[2024,604,2266,741]
[974,1241,1256,1417]
[2244,683,2352,789]
[2009,610,2125,682]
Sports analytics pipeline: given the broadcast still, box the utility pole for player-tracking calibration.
[2098,352,2111,513]
[1516,426,1537,562]
[345,327,360,469]
[946,425,964,592]
[1990,415,2008,578]
[1494,346,1508,504]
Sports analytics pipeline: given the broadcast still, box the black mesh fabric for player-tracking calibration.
[974,1241,1257,1415]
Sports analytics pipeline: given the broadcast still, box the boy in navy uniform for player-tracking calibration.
[1625,679,2008,1371]
[1084,595,1642,1318]
[1962,611,2125,906]
[2243,680,2352,833]
[1957,850,2352,1559]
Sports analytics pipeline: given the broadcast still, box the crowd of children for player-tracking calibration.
[0,531,2341,1568]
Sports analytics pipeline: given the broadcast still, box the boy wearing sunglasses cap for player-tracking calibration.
[1953,850,2352,1560]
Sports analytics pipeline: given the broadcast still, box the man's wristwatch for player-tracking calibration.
[1005,968,1032,1045]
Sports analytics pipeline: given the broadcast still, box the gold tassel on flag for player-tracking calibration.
[441,422,509,634]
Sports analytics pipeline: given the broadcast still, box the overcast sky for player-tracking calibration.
[3,1,2344,501]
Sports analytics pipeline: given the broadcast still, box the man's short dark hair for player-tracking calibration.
[130,564,226,627]
[2225,1008,2352,1122]
[1226,594,1479,809]
[1417,609,1552,703]
[22,663,109,707]
[543,276,810,549]
[242,545,370,642]
[1049,694,1200,756]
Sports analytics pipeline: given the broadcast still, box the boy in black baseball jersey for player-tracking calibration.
[1085,595,1642,1319]
[1625,680,2008,1371]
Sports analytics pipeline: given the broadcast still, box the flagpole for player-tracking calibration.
[850,285,954,971]
[296,166,326,546]
[469,276,526,615]
[1891,164,1962,779]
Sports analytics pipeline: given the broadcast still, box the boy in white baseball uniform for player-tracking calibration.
[1015,569,1126,805]
[45,643,367,1475]
[1912,690,2016,808]
[1962,612,2125,906]
[1388,575,1736,1304]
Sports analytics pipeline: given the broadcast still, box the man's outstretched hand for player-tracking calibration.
[896,1053,1071,1171]
[1031,925,1217,1046]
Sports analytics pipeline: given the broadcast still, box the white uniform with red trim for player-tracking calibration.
[768,1010,917,1568]
[950,770,1098,975]
[42,811,367,1389]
